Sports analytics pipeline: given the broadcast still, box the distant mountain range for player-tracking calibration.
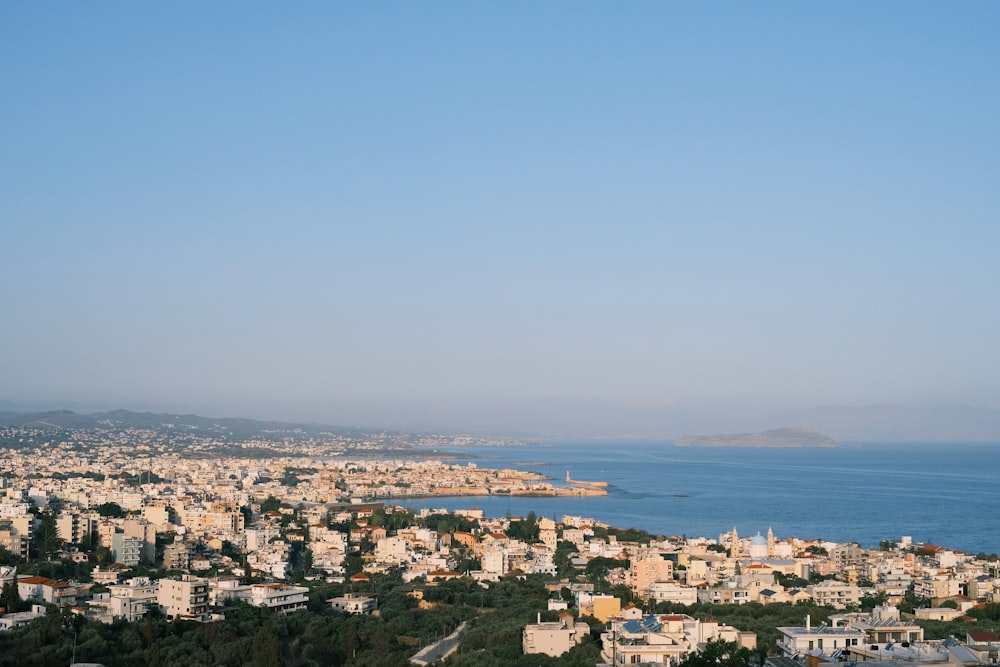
[675,426,837,448]
[0,408,379,439]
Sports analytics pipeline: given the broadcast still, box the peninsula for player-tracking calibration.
[674,426,837,448]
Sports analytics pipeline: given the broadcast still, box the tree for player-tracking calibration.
[0,545,21,566]
[97,502,124,518]
[33,510,62,560]
[1,580,26,613]
[259,496,283,513]
[859,590,889,611]
[677,638,752,667]
[586,556,629,581]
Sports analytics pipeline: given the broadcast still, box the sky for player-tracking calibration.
[2,3,998,438]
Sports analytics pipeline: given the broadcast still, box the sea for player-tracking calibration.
[396,440,1000,555]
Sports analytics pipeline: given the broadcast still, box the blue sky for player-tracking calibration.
[2,3,998,437]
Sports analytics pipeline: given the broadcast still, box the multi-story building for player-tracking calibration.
[328,593,378,615]
[601,613,756,666]
[0,519,30,560]
[830,606,924,645]
[111,532,143,567]
[157,575,210,621]
[777,617,867,659]
[522,613,590,657]
[246,583,308,614]
[628,551,674,598]
[646,581,698,605]
[807,580,865,609]
[17,576,78,606]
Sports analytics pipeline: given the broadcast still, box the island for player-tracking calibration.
[674,426,837,448]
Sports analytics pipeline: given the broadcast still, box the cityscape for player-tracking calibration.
[0,412,999,665]
[3,2,999,666]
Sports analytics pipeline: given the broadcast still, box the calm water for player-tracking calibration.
[398,441,1000,554]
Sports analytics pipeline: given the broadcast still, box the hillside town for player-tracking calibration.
[1,424,999,666]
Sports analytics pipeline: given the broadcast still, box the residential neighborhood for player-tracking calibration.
[1,421,999,666]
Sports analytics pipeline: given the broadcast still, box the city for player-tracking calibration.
[1,417,998,665]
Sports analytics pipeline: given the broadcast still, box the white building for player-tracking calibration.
[647,581,699,605]
[777,616,866,659]
[329,593,377,615]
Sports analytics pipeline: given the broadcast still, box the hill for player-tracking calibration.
[675,426,836,448]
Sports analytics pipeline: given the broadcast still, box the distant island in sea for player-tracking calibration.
[674,425,837,448]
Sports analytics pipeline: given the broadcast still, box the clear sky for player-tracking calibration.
[2,3,998,437]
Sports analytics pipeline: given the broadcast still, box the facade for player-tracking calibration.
[646,581,699,605]
[830,606,924,645]
[807,580,865,609]
[0,604,46,631]
[601,613,756,666]
[247,583,308,614]
[778,618,866,659]
[522,613,589,657]
[111,533,143,567]
[628,552,674,598]
[157,575,210,621]
[329,593,377,615]
[17,575,78,606]
[577,592,621,622]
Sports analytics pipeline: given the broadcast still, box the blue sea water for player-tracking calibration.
[398,441,1000,555]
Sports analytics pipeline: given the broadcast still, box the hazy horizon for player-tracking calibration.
[3,4,998,441]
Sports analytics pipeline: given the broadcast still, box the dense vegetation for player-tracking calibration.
[4,564,1000,666]
[0,574,600,667]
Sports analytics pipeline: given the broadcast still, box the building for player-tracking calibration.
[17,575,78,606]
[646,581,699,605]
[157,575,209,621]
[522,612,589,657]
[111,533,143,567]
[777,616,867,659]
[247,584,308,615]
[0,520,30,560]
[576,592,621,622]
[601,613,756,666]
[328,593,377,615]
[830,606,924,645]
[628,551,674,598]
[807,580,865,609]
[0,604,46,631]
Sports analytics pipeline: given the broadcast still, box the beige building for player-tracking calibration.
[158,575,210,621]
[522,613,589,657]
[807,580,865,609]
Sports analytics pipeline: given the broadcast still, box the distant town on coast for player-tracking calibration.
[1,409,999,666]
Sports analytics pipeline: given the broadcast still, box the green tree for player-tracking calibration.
[1,580,25,613]
[33,510,62,560]
[586,557,629,581]
[859,590,889,611]
[0,545,21,566]
[676,638,752,667]
[97,502,124,518]
[259,496,283,513]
